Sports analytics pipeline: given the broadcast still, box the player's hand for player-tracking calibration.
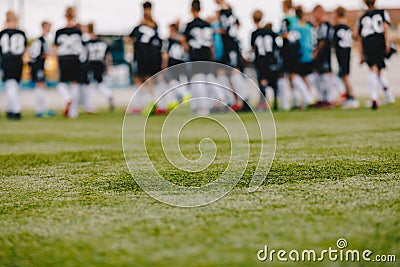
[385,42,391,54]
[360,56,365,65]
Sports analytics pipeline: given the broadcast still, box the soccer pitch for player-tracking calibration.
[0,105,399,266]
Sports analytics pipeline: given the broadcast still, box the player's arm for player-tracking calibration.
[210,43,215,61]
[179,34,190,52]
[354,20,365,64]
[105,49,113,74]
[313,40,325,60]
[22,33,29,64]
[313,24,327,60]
[280,18,289,39]
[161,40,169,69]
[383,11,391,54]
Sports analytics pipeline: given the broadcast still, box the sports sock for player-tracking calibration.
[35,88,48,114]
[168,79,181,103]
[69,84,80,118]
[5,79,21,113]
[56,82,71,103]
[98,82,112,99]
[207,73,225,105]
[368,71,379,102]
[319,74,334,103]
[278,78,290,111]
[217,73,235,105]
[379,75,389,91]
[155,79,169,110]
[82,84,95,112]
[190,73,209,114]
[230,72,249,101]
[293,76,313,106]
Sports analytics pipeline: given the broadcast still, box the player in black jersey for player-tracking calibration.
[163,23,187,69]
[83,23,114,112]
[358,0,394,110]
[214,0,250,111]
[129,1,162,85]
[280,0,314,110]
[54,7,84,118]
[251,10,282,111]
[29,21,56,118]
[312,5,337,107]
[181,0,215,115]
[214,0,241,69]
[332,7,359,109]
[0,11,27,120]
[127,2,163,114]
[161,22,188,104]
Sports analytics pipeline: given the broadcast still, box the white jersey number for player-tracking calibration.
[57,34,83,56]
[169,43,185,61]
[139,26,156,43]
[337,29,353,48]
[361,14,384,37]
[189,27,213,49]
[87,42,107,61]
[0,33,25,55]
[255,35,273,56]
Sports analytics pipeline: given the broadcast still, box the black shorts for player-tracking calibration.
[315,57,331,74]
[58,57,82,83]
[336,53,350,78]
[298,62,314,77]
[2,57,23,82]
[87,61,105,83]
[220,48,244,70]
[364,51,386,70]
[282,56,300,74]
[255,58,279,88]
[136,59,160,78]
[220,38,243,70]
[30,60,46,83]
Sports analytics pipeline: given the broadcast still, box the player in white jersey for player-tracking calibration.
[0,11,27,120]
[83,23,114,112]
[29,21,56,118]
[357,0,394,110]
[54,7,84,118]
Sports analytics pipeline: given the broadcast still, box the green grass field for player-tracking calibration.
[0,104,399,267]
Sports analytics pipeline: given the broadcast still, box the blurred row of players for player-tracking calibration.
[0,0,397,119]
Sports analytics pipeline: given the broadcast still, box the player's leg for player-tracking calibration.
[278,76,291,111]
[4,60,23,119]
[368,65,380,110]
[154,75,169,113]
[205,73,225,111]
[57,60,72,116]
[68,81,80,118]
[256,79,268,110]
[68,59,84,118]
[190,73,209,115]
[379,74,395,104]
[95,63,114,111]
[230,70,249,105]
[34,81,49,117]
[216,69,235,106]
[5,79,21,119]
[341,75,360,110]
[291,73,313,109]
